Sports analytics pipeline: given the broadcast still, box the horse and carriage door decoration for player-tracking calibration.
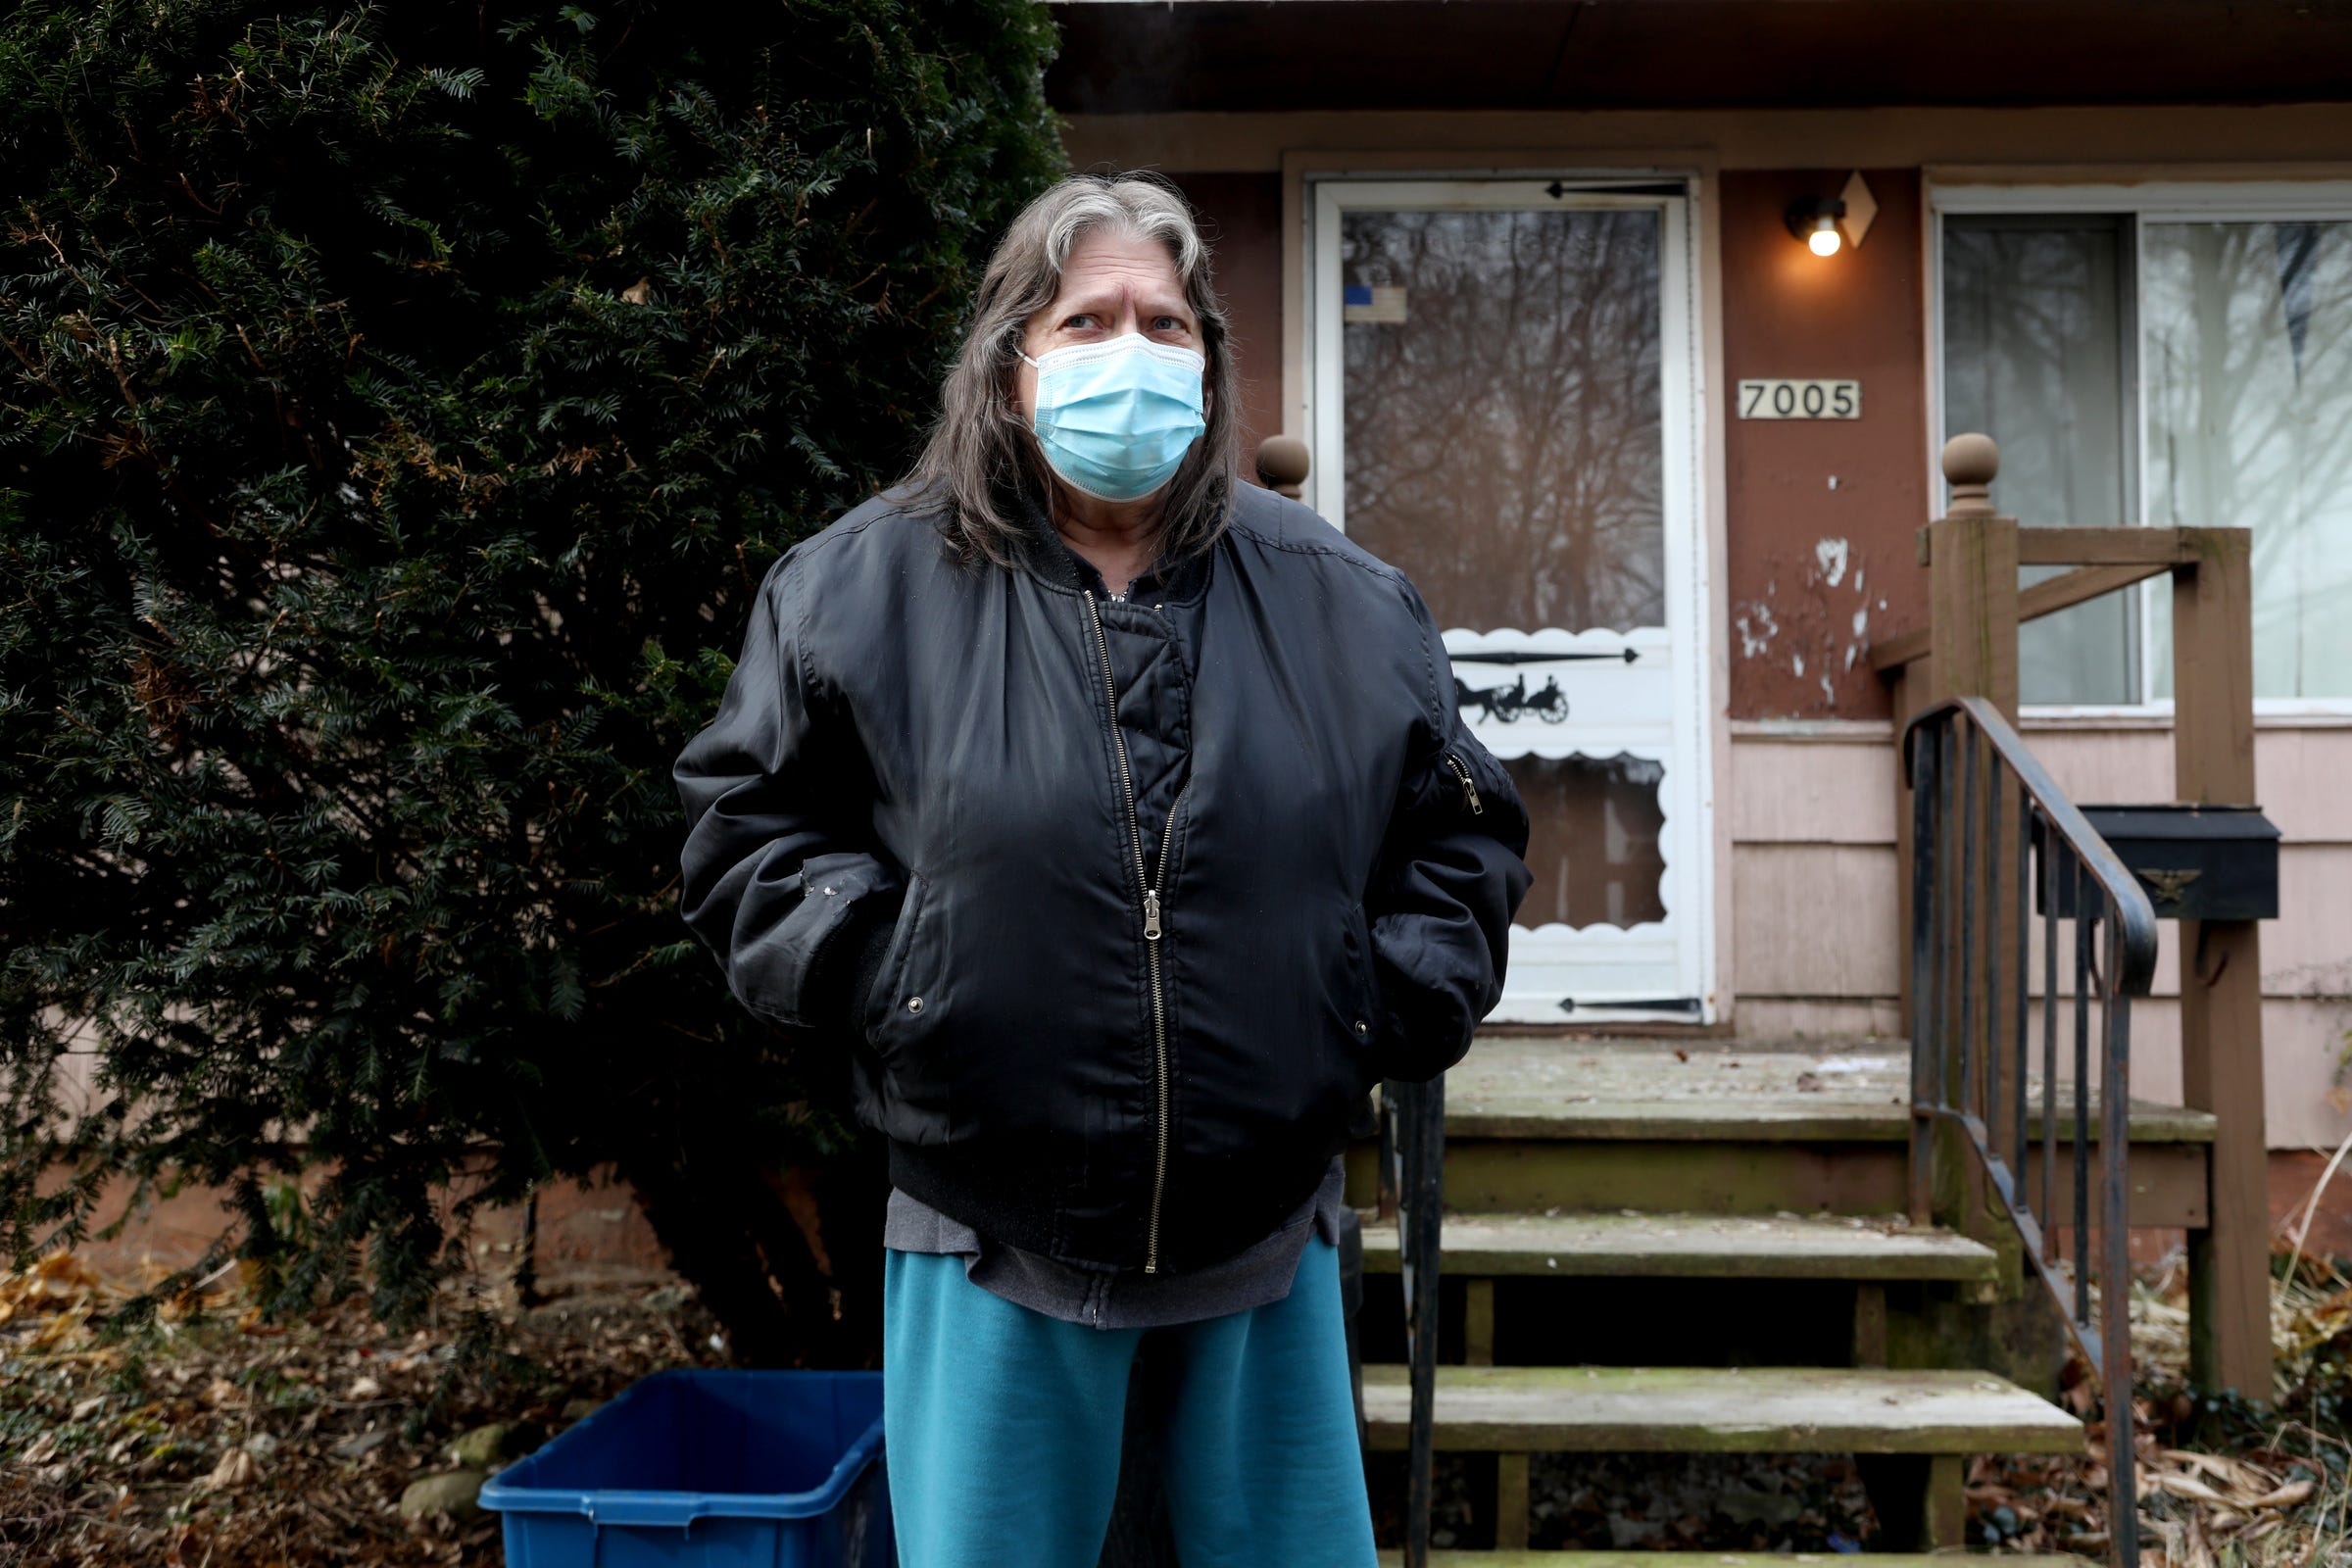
[1312,177,1715,1024]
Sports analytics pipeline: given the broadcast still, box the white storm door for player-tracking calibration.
[1310,179,1715,1025]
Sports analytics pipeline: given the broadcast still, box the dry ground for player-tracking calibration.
[0,1254,732,1566]
[2,1242,2346,1566]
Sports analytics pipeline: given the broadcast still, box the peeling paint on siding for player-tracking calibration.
[1729,537,1888,712]
[1735,601,1781,660]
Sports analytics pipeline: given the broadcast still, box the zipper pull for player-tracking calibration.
[1443,752,1485,815]
[1144,889,1162,941]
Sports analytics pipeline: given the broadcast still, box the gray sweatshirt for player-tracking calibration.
[884,1151,1351,1329]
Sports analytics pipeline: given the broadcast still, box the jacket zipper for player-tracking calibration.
[1443,751,1485,815]
[1083,590,1186,1274]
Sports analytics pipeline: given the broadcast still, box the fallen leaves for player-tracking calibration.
[0,1246,258,1356]
[2247,1478,2317,1510]
[2,1246,725,1567]
[333,1428,396,1460]
[2,1249,106,1307]
[1968,1422,2334,1563]
[2139,1443,2322,1517]
[204,1446,261,1489]
[1967,1247,2352,1565]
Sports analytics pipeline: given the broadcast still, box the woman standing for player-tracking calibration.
[673,172,1531,1568]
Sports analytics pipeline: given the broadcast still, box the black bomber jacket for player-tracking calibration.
[672,479,1532,1275]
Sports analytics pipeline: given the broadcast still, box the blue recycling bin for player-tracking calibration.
[480,1368,893,1568]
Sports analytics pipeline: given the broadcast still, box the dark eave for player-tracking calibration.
[1047,0,2352,115]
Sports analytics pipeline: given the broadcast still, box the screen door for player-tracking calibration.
[1310,179,1714,1023]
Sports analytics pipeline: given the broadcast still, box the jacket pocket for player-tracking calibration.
[860,871,932,1050]
[742,850,899,1031]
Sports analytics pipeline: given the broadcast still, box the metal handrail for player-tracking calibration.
[1902,695,2157,1567]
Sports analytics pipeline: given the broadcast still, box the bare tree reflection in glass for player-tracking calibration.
[1342,208,1666,635]
[2146,220,2352,700]
[1941,218,2136,704]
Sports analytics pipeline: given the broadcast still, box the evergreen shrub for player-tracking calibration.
[0,0,1061,1364]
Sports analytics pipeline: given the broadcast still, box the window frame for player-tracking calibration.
[1927,178,2352,721]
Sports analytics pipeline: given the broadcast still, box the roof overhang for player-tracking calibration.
[1047,1,2352,115]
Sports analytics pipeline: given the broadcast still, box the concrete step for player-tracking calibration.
[1359,1364,2083,1456]
[1359,1210,1999,1283]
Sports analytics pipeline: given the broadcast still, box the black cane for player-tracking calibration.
[1384,1074,1445,1568]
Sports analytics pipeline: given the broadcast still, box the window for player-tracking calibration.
[2142,220,2352,701]
[1937,190,2352,707]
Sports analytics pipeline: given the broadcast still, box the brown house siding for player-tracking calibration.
[1169,172,1285,467]
[1721,169,1930,721]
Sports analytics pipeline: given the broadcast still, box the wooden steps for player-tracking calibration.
[1438,1095,2213,1143]
[1359,1211,1999,1282]
[1422,1039,2217,1144]
[1348,1040,2217,1227]
[1352,1040,2107,1554]
[1359,1365,2084,1455]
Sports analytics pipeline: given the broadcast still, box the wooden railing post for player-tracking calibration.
[1255,434,1309,500]
[1914,437,2021,1264]
[1923,434,2020,720]
[1895,441,2002,1028]
[2172,529,2273,1400]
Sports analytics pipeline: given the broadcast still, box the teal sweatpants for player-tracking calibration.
[881,1232,1378,1568]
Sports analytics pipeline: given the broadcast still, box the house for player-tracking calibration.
[1052,0,2352,1199]
[1046,5,2352,1551]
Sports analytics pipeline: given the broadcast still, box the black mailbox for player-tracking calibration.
[2034,805,2280,921]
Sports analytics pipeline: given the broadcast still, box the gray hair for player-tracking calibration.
[901,172,1244,568]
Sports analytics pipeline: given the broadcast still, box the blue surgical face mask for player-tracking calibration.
[1018,332,1207,503]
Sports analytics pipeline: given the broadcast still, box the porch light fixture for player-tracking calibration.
[1787,172,1880,258]
[1788,196,1846,257]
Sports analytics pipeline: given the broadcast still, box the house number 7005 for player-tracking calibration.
[1738,379,1860,419]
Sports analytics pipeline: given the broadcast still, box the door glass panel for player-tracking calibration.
[1941,216,2138,705]
[2143,220,2352,700]
[1508,755,1668,930]
[1341,208,1666,635]
[1341,205,1672,935]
